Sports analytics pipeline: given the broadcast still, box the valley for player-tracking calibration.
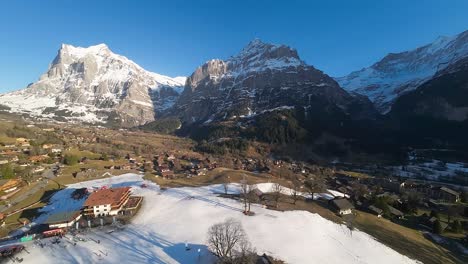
[0,14,468,263]
[0,112,466,263]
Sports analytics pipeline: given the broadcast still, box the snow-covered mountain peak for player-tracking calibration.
[58,43,111,60]
[174,39,376,125]
[186,40,307,89]
[337,29,468,113]
[233,39,302,65]
[0,43,186,126]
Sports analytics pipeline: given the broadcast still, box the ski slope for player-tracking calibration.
[17,173,419,264]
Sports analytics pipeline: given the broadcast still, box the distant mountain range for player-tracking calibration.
[337,30,468,113]
[1,30,468,153]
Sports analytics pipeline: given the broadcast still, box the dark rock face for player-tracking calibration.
[391,57,468,122]
[385,57,468,148]
[172,39,377,125]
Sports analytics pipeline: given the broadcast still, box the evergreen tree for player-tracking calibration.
[0,164,14,179]
[433,219,443,234]
[452,220,462,233]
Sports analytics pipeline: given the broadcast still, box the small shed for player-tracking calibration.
[368,205,383,217]
[388,206,404,219]
[331,199,354,215]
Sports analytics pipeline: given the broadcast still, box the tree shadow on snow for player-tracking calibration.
[93,226,215,264]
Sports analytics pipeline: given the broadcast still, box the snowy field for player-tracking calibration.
[392,159,468,182]
[16,173,419,264]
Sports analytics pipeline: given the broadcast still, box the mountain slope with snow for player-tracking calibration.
[0,44,186,126]
[171,39,377,125]
[337,30,468,113]
[17,173,418,264]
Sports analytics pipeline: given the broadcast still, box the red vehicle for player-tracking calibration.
[0,244,24,257]
[42,228,64,238]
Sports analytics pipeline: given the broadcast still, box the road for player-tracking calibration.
[0,165,59,213]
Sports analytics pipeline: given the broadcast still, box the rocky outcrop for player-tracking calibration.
[171,39,377,125]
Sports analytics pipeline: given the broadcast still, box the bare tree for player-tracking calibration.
[207,218,255,263]
[271,183,283,208]
[304,177,326,200]
[290,180,301,205]
[222,177,230,195]
[240,176,249,213]
[246,184,257,213]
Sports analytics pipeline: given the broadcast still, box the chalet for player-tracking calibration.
[331,199,354,215]
[83,187,131,217]
[368,205,383,217]
[44,211,82,229]
[29,155,49,163]
[438,187,460,203]
[388,206,404,219]
[158,165,174,178]
[0,179,22,193]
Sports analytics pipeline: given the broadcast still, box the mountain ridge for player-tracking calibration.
[336,30,468,113]
[0,43,186,126]
[171,39,377,126]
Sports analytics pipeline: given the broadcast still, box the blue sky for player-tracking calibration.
[1,0,468,92]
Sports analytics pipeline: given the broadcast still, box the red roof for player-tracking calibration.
[83,187,130,207]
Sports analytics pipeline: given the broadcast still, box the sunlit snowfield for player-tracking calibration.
[17,174,419,264]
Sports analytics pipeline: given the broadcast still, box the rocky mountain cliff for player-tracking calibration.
[0,44,185,126]
[171,39,377,125]
[337,30,468,113]
[380,56,468,149]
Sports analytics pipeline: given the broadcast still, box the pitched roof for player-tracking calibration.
[44,211,81,224]
[83,187,130,207]
[440,187,460,196]
[332,199,354,210]
[368,205,383,214]
[388,206,404,217]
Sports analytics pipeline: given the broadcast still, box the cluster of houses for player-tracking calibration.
[0,136,63,175]
[42,186,143,233]
[327,173,466,226]
[153,154,218,179]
